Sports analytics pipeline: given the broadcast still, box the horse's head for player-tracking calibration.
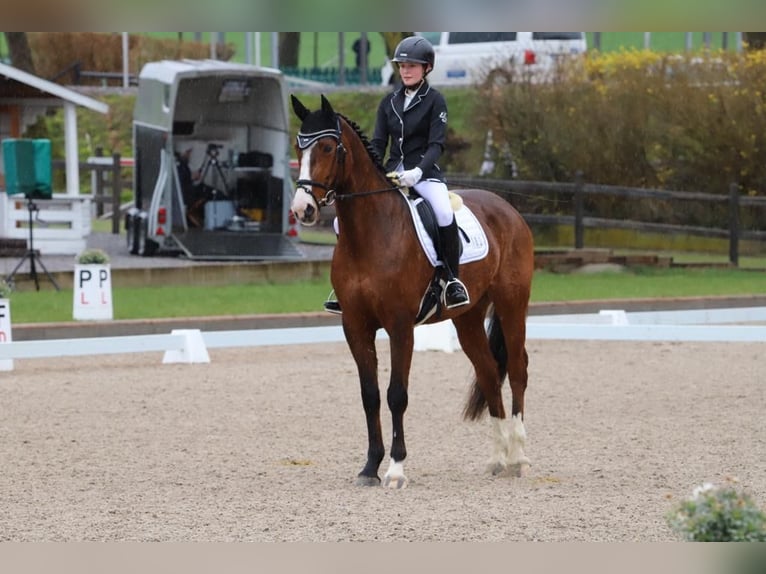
[290,94,347,226]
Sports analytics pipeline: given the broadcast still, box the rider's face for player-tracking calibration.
[398,62,427,87]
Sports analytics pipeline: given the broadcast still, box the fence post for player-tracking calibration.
[729,182,740,267]
[574,171,584,249]
[111,153,121,234]
[94,147,104,217]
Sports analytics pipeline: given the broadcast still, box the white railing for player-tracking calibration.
[0,192,91,255]
[1,307,764,370]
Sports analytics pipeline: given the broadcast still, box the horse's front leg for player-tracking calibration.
[382,325,415,489]
[344,321,385,486]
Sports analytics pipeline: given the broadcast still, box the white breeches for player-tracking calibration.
[412,179,453,227]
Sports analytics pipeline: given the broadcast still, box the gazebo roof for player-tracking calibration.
[0,61,109,114]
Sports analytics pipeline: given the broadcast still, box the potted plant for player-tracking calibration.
[76,248,111,265]
[73,248,113,321]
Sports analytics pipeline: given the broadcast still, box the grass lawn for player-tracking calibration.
[6,265,766,324]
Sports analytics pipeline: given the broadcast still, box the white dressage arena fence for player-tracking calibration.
[0,307,764,369]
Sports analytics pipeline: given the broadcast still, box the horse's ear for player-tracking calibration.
[291,95,310,121]
[320,94,335,116]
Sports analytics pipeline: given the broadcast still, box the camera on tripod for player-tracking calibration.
[1,138,60,291]
[206,142,223,158]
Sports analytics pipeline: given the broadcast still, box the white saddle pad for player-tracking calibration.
[401,190,489,268]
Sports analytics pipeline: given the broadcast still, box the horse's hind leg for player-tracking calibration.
[495,294,532,477]
[453,306,509,475]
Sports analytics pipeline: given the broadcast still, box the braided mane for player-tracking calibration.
[338,113,387,175]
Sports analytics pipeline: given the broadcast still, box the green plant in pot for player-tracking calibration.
[76,248,111,265]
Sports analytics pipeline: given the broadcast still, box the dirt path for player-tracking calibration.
[1,339,764,541]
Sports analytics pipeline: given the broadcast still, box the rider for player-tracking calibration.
[324,35,470,313]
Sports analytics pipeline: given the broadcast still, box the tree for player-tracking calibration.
[743,32,766,50]
[279,33,300,68]
[379,32,411,58]
[378,32,412,84]
[5,32,35,73]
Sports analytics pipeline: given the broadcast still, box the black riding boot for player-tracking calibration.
[438,218,470,309]
[323,228,343,314]
[323,291,342,314]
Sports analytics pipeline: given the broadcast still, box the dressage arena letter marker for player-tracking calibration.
[0,299,13,371]
[73,264,113,321]
[162,329,211,364]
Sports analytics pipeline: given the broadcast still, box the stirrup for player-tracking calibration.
[442,278,470,309]
[323,290,342,315]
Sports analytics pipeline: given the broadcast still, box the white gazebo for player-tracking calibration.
[0,62,110,254]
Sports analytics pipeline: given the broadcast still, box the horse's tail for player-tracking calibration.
[463,310,507,421]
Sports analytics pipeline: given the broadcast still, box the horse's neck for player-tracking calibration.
[335,170,411,255]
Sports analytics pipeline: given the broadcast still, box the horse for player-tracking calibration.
[290,94,535,488]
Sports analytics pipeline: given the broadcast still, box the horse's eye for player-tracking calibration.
[321,143,333,154]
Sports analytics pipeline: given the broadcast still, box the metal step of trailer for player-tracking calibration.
[173,231,304,261]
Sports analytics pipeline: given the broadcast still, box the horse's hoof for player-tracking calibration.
[382,475,408,489]
[355,475,381,487]
[488,462,507,476]
[509,462,531,477]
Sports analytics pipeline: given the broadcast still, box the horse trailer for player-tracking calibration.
[126,59,302,260]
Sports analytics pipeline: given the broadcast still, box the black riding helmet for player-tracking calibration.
[392,36,435,72]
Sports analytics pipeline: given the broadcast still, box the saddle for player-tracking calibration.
[403,189,489,324]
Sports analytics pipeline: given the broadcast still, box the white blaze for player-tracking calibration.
[291,144,319,224]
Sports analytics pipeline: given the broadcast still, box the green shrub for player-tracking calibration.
[76,248,110,265]
[667,479,766,541]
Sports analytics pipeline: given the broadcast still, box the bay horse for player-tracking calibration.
[290,94,535,488]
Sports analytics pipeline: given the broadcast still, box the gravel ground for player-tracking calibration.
[1,338,764,541]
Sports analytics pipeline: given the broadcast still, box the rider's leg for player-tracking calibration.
[324,216,342,313]
[414,180,470,308]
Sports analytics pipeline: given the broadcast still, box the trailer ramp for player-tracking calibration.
[173,231,304,261]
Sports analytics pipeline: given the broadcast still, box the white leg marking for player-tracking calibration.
[383,459,408,489]
[508,413,531,468]
[488,416,511,473]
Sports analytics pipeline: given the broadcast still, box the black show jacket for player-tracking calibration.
[371,81,448,182]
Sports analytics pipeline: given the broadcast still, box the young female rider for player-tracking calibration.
[325,35,470,313]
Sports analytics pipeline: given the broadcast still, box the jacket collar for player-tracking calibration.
[393,80,431,113]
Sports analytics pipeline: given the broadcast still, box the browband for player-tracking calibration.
[296,128,339,150]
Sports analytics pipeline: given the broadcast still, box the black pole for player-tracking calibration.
[574,171,584,249]
[729,182,740,266]
[112,153,121,234]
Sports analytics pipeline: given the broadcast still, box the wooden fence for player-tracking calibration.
[448,174,766,266]
[51,151,133,234]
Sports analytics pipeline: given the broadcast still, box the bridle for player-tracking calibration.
[295,114,399,210]
[295,114,347,208]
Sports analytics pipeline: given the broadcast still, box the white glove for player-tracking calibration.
[397,167,422,187]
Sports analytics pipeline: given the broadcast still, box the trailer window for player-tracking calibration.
[218,79,252,103]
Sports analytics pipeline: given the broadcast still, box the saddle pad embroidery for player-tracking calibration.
[401,190,489,267]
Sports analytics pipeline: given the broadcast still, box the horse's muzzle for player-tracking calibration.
[291,187,319,226]
[292,205,318,226]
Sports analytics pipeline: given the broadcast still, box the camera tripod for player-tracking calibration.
[5,197,60,292]
[196,143,231,199]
